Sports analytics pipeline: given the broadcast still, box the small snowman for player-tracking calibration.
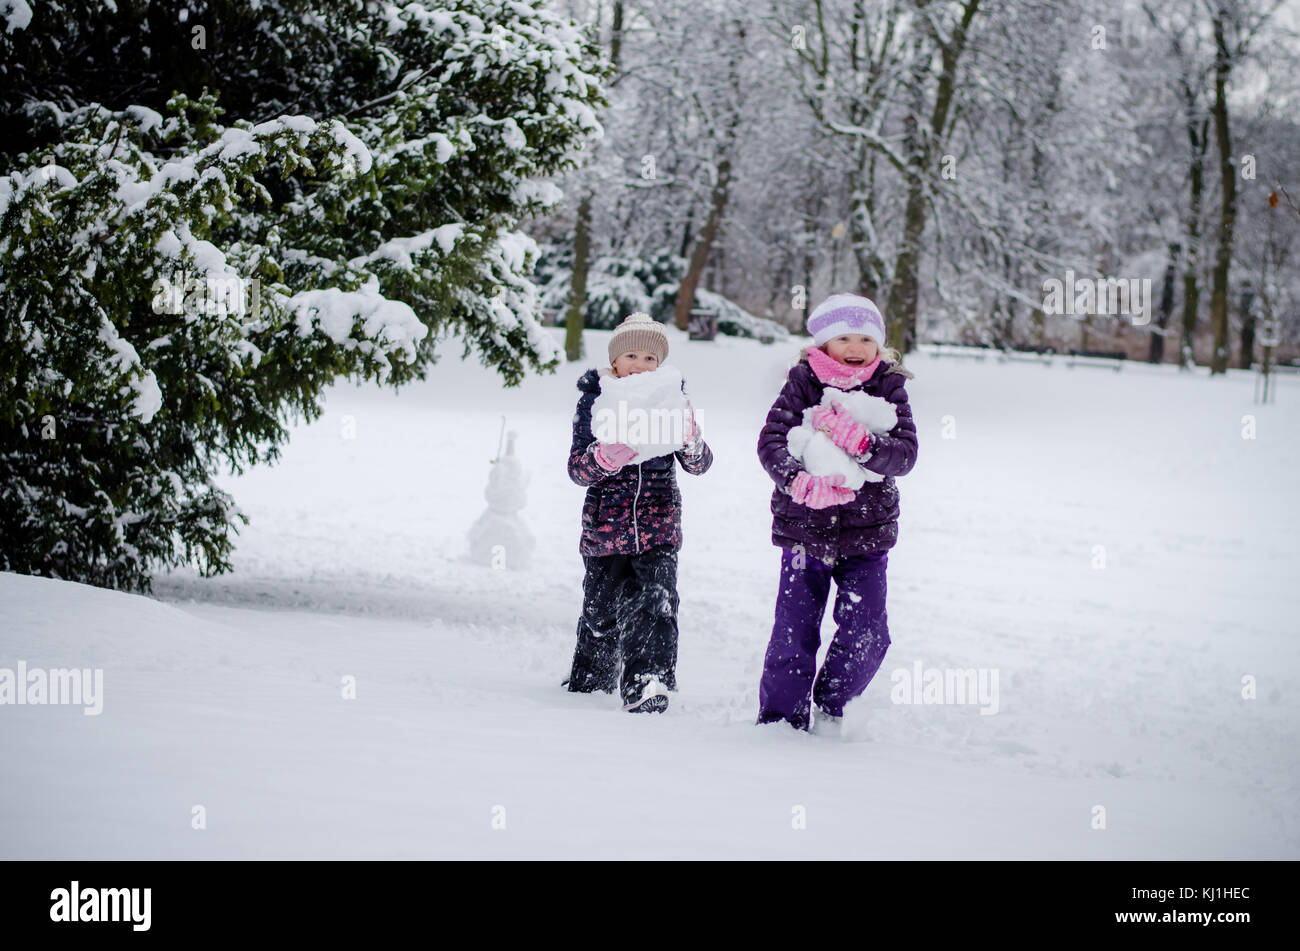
[468,429,535,570]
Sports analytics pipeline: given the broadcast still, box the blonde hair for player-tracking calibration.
[877,344,903,365]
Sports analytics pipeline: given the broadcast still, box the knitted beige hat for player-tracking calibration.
[608,312,669,365]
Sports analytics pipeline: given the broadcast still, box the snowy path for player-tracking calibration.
[3,329,1298,858]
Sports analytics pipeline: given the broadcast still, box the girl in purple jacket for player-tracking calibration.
[755,294,918,734]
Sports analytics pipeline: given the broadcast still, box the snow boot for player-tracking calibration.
[623,677,669,714]
[810,706,842,738]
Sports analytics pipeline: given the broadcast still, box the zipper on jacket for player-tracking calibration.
[632,462,643,554]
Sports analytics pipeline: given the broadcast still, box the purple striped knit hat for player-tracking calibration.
[807,293,886,348]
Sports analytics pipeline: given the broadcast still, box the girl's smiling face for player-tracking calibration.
[612,349,659,377]
[823,334,879,366]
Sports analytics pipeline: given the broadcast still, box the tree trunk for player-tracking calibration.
[1181,118,1207,369]
[610,1,623,66]
[1208,8,1236,375]
[562,1,622,363]
[565,191,592,362]
[1238,282,1255,369]
[802,232,815,336]
[885,177,926,352]
[714,232,726,298]
[674,156,732,330]
[883,0,982,353]
[674,16,745,331]
[1149,244,1179,364]
[1001,248,1016,347]
[771,261,790,323]
[829,232,840,291]
[849,150,887,301]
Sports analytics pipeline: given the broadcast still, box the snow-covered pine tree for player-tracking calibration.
[0,1,610,591]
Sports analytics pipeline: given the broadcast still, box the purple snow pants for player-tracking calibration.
[757,546,891,730]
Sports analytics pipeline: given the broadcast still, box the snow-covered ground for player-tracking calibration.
[3,327,1298,859]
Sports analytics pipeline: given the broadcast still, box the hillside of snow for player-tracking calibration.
[2,327,1297,858]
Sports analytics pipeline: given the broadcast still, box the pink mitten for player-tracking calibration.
[593,442,639,472]
[681,402,705,454]
[788,471,856,509]
[809,402,871,456]
[807,402,841,432]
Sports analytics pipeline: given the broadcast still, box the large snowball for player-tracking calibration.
[787,387,897,489]
[591,365,689,462]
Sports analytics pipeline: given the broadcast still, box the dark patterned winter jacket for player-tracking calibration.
[757,353,918,564]
[568,368,714,557]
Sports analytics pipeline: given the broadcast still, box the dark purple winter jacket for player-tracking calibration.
[757,353,918,564]
[568,368,714,557]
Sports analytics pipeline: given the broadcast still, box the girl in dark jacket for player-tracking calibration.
[755,294,917,734]
[565,313,713,713]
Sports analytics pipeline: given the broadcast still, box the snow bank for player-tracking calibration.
[4,329,1298,859]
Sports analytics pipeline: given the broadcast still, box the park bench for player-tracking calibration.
[1064,348,1127,372]
[688,307,719,341]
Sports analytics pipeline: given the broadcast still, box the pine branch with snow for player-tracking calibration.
[0,1,611,591]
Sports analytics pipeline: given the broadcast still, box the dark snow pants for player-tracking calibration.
[566,545,679,704]
[757,546,891,730]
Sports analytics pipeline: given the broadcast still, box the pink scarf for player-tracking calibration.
[805,345,881,389]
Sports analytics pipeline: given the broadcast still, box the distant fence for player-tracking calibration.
[925,342,993,362]
[924,341,1127,371]
[923,343,1300,374]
